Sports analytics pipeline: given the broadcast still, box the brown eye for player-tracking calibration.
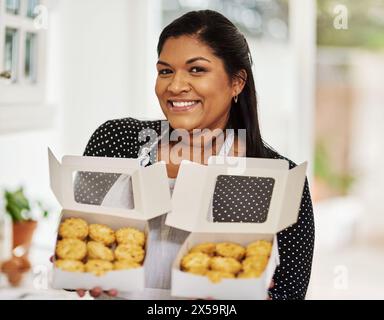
[158,69,172,75]
[190,67,206,73]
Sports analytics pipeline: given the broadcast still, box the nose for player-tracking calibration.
[167,71,191,94]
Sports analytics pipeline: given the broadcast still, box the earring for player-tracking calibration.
[234,95,238,104]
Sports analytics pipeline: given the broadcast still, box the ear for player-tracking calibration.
[231,69,247,97]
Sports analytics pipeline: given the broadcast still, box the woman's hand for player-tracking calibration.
[76,287,118,298]
[50,256,118,298]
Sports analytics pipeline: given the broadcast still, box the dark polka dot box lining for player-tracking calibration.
[212,175,275,223]
[47,148,172,292]
[166,157,308,300]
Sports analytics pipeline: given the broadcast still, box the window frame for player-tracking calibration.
[0,0,53,134]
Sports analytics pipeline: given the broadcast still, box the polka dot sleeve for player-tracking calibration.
[268,158,315,300]
[73,118,161,205]
[74,121,120,205]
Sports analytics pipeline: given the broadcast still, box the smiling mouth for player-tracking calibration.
[167,100,202,112]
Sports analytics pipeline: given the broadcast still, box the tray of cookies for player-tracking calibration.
[48,148,171,292]
[166,157,307,299]
[52,213,147,291]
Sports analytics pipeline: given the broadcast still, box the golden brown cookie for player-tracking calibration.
[246,240,273,258]
[189,242,216,256]
[114,260,141,270]
[87,241,114,262]
[206,270,235,283]
[114,244,145,263]
[55,259,85,273]
[59,218,88,240]
[180,252,211,271]
[210,256,242,274]
[115,227,145,247]
[89,224,115,246]
[85,259,113,276]
[242,256,269,274]
[185,267,208,276]
[215,242,245,261]
[238,269,263,278]
[55,239,87,261]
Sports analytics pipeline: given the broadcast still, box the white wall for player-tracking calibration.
[57,0,161,155]
[350,51,384,234]
[0,0,162,205]
[248,0,316,174]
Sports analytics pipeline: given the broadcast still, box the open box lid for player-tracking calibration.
[165,157,307,234]
[48,148,171,220]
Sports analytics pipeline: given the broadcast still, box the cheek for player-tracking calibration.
[155,78,168,98]
[203,87,232,113]
[198,76,232,103]
[155,80,162,99]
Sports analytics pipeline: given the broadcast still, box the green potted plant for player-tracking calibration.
[3,187,49,255]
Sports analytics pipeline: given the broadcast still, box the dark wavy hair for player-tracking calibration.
[157,10,273,158]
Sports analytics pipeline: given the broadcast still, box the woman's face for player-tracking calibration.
[155,35,243,132]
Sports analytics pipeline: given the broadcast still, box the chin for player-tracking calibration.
[164,112,203,131]
[167,118,200,132]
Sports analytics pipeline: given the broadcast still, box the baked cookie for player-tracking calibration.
[85,259,113,276]
[87,241,114,262]
[114,244,145,263]
[210,256,242,274]
[242,256,269,273]
[114,260,141,270]
[215,242,245,261]
[89,224,115,246]
[186,267,208,276]
[115,227,145,247]
[189,242,216,256]
[246,240,272,258]
[238,269,263,278]
[180,252,210,271]
[206,270,235,283]
[59,218,88,240]
[55,239,87,261]
[55,259,85,273]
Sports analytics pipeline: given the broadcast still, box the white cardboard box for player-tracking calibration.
[166,156,308,300]
[48,148,171,292]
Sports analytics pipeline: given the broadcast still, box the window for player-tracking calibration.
[24,32,37,82]
[26,0,38,18]
[4,27,18,82]
[6,0,20,15]
[0,0,52,134]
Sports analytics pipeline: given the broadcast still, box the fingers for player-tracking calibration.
[68,287,118,298]
[267,279,274,300]
[107,289,118,297]
[76,289,86,298]
[90,288,117,298]
[90,287,102,298]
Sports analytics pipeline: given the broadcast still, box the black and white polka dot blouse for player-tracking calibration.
[78,117,315,300]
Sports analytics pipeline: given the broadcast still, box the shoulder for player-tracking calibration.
[83,117,164,157]
[93,117,162,135]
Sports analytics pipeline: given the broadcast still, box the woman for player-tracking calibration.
[74,10,314,300]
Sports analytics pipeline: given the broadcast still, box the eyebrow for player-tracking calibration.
[157,56,211,67]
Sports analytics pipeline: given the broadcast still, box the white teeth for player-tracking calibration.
[171,101,198,107]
